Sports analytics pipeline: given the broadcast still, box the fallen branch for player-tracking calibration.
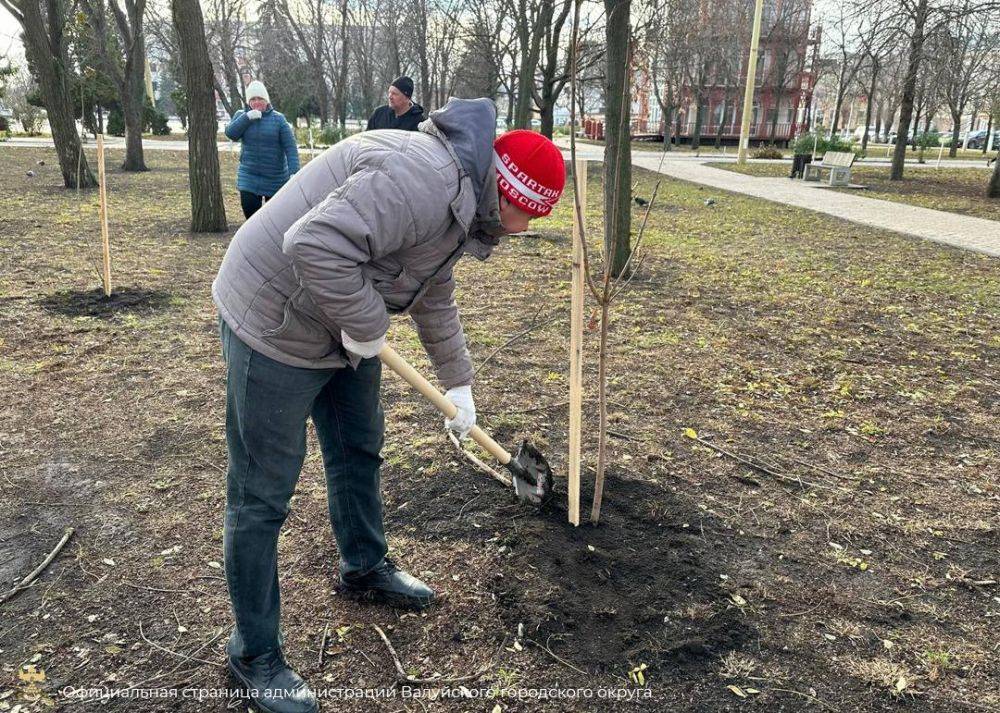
[787,455,860,482]
[447,431,512,488]
[0,527,75,606]
[138,621,219,667]
[474,312,562,377]
[318,623,330,667]
[689,436,848,493]
[524,638,591,677]
[80,627,225,705]
[372,624,493,685]
[770,686,839,712]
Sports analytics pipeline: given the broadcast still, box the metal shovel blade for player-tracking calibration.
[509,440,554,505]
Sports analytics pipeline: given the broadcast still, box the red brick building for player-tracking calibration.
[588,0,820,146]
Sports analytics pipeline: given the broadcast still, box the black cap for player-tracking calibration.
[391,76,414,99]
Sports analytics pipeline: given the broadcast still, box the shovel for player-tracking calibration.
[379,345,553,505]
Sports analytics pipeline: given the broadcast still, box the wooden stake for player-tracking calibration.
[96,134,112,297]
[567,159,587,526]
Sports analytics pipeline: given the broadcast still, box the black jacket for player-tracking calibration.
[366,102,425,131]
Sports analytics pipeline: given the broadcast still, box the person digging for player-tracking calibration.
[212,97,566,713]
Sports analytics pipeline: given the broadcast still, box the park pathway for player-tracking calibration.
[4,137,997,257]
[560,141,999,258]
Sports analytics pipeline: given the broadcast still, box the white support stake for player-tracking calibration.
[567,159,587,526]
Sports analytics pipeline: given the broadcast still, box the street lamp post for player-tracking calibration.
[737,0,766,164]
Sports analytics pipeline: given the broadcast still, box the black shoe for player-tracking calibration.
[338,557,436,610]
[227,648,318,713]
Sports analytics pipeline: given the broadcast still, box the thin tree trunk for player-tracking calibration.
[691,99,704,150]
[861,61,878,155]
[983,115,993,155]
[591,299,610,524]
[830,65,847,136]
[603,0,631,277]
[988,151,1000,198]
[715,99,729,149]
[891,0,928,181]
[334,0,349,128]
[172,0,227,232]
[950,110,962,157]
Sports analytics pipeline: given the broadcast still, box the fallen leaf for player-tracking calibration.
[683,428,698,440]
[727,684,747,698]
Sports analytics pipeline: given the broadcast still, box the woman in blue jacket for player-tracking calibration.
[225,80,300,219]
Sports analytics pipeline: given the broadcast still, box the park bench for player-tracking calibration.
[803,151,856,186]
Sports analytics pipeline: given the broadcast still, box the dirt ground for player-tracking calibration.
[1,145,998,712]
[711,161,1000,223]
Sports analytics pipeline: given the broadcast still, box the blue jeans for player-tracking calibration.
[219,318,387,658]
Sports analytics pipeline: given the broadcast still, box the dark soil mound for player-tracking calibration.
[37,286,172,318]
[496,472,754,673]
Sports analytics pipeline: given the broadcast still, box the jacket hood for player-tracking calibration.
[420,98,504,252]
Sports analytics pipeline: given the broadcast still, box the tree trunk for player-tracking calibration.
[172,0,227,232]
[988,151,1000,198]
[539,96,554,138]
[15,0,97,188]
[690,99,704,150]
[949,110,962,158]
[715,99,729,149]
[830,65,847,136]
[861,61,878,154]
[982,114,993,154]
[334,0,349,129]
[603,0,631,277]
[891,0,928,181]
[121,25,148,171]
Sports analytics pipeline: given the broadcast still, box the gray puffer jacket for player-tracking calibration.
[212,98,504,388]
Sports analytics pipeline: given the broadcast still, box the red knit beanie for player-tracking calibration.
[494,130,566,217]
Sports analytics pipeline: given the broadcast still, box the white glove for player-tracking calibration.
[340,330,385,359]
[246,109,262,120]
[444,385,476,439]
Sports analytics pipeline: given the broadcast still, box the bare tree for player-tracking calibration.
[6,64,45,133]
[939,9,997,156]
[647,0,692,149]
[762,0,811,141]
[1,0,97,187]
[80,0,149,171]
[278,0,332,124]
[205,0,250,117]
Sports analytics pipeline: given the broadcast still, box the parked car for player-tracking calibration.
[967,130,997,150]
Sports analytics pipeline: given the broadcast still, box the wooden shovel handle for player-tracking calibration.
[378,345,512,466]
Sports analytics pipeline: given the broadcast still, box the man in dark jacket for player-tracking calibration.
[365,76,425,131]
[212,97,566,713]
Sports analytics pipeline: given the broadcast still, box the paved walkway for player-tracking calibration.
[5,137,997,257]
[561,141,1000,258]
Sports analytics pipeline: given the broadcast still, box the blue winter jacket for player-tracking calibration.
[225,106,300,196]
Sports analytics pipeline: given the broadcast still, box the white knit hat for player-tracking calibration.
[245,80,270,104]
